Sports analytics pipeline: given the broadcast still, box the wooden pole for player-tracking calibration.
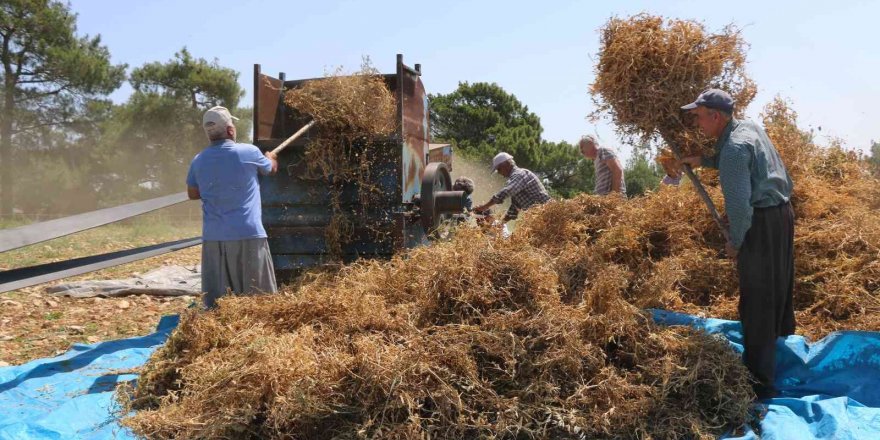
[666,140,731,243]
[270,120,316,156]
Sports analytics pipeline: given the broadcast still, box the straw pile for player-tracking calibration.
[515,97,880,340]
[584,13,879,338]
[119,229,755,439]
[282,62,398,257]
[590,14,756,157]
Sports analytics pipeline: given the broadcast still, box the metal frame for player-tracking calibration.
[0,237,201,293]
[0,192,190,253]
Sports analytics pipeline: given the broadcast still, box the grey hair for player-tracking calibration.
[453,177,475,194]
[205,123,232,141]
[580,134,599,146]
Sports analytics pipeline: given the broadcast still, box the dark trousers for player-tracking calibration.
[736,202,796,396]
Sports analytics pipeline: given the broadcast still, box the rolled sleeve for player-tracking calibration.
[505,204,519,220]
[719,145,753,248]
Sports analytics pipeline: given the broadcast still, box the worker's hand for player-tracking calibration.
[725,241,739,260]
[264,151,279,175]
[678,156,702,168]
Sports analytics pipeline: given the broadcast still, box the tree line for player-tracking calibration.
[1,1,668,218]
[0,0,245,216]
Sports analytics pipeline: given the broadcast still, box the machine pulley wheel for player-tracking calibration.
[420,162,465,234]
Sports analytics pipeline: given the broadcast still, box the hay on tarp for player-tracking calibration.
[590,13,756,157]
[118,229,754,439]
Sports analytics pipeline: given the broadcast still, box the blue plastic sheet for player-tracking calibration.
[0,316,177,440]
[652,310,880,440]
[2,311,879,439]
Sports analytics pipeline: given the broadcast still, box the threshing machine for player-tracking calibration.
[253,54,465,279]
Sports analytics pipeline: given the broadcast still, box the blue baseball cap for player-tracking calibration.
[681,89,734,113]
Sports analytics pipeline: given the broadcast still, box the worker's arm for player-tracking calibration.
[478,171,524,211]
[187,186,201,200]
[264,151,278,175]
[185,160,200,199]
[473,200,497,213]
[718,143,753,258]
[607,157,624,193]
[503,204,519,222]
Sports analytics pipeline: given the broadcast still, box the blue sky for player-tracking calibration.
[70,0,878,162]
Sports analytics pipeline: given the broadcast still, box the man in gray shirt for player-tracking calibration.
[680,89,794,399]
[579,135,626,196]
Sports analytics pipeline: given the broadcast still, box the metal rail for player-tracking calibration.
[0,192,190,253]
[0,237,201,294]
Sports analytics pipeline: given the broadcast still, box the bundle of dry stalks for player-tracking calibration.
[590,13,757,157]
[282,61,398,257]
[119,229,754,439]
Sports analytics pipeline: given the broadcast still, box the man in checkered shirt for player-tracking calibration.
[474,152,551,221]
[579,135,626,196]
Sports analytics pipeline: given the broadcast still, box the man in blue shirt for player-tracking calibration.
[680,89,795,399]
[186,106,279,309]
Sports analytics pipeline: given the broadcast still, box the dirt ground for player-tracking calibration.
[0,244,201,367]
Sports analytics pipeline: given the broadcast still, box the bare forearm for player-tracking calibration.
[474,200,497,212]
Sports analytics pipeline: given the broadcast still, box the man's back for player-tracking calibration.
[593,147,626,195]
[186,140,272,241]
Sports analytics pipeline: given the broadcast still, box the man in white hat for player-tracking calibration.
[186,106,279,309]
[473,152,551,222]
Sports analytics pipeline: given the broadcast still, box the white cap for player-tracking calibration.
[492,152,513,172]
[203,106,239,136]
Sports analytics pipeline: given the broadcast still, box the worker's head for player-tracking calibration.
[681,89,734,139]
[492,152,515,177]
[203,106,239,142]
[453,177,475,195]
[579,134,598,159]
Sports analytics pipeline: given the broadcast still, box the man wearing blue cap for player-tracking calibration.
[680,89,795,399]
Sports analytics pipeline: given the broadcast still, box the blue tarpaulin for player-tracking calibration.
[1,311,879,439]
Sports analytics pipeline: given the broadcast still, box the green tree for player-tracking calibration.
[623,152,664,197]
[535,140,594,198]
[0,0,126,215]
[429,82,543,169]
[95,49,246,201]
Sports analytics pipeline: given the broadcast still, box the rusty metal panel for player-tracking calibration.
[428,143,453,172]
[256,73,283,141]
[398,56,429,203]
[255,55,431,276]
